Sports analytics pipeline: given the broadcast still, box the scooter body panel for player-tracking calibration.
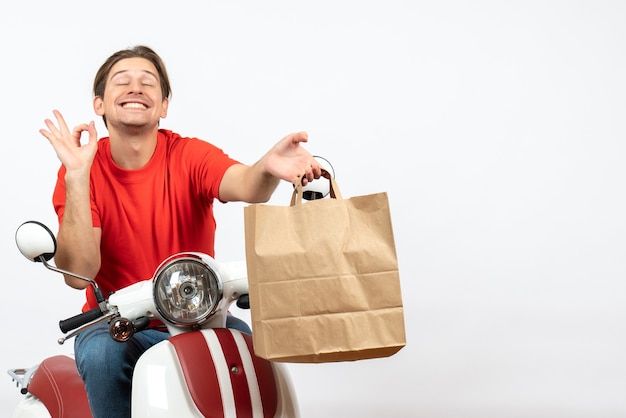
[132,328,299,418]
[131,336,203,417]
[11,394,51,418]
[11,330,299,418]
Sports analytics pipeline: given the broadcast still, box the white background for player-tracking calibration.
[1,1,625,417]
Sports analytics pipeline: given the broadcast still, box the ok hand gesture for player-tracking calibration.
[40,109,98,173]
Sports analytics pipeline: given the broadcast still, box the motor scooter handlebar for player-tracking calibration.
[59,307,104,333]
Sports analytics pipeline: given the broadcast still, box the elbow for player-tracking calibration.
[251,188,277,204]
[55,252,100,285]
[251,193,272,204]
[64,275,91,290]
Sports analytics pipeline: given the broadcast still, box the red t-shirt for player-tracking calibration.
[53,129,239,310]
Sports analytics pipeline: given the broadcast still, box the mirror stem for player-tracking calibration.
[37,256,105,303]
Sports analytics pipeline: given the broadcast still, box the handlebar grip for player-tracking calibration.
[59,307,104,333]
[236,294,250,310]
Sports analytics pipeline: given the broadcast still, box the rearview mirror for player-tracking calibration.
[15,221,57,262]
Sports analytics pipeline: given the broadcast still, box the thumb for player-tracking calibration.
[291,131,308,144]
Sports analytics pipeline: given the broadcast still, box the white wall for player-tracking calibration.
[2,1,625,417]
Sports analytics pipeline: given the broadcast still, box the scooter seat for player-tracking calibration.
[27,355,92,418]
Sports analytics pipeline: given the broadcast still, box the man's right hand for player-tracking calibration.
[40,109,98,173]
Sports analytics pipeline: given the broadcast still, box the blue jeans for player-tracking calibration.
[74,314,251,418]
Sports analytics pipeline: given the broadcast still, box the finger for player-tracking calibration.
[39,128,53,141]
[43,118,62,137]
[293,173,305,186]
[302,165,315,184]
[311,161,322,178]
[52,109,71,136]
[87,121,98,144]
[71,123,92,145]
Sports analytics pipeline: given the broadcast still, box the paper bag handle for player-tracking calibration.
[290,169,342,206]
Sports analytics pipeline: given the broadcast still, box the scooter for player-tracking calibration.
[7,156,335,418]
[8,220,299,418]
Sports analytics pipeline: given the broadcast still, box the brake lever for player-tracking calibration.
[57,311,118,345]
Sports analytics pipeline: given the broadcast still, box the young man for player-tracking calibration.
[39,45,321,418]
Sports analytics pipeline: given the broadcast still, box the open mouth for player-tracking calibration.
[122,102,147,110]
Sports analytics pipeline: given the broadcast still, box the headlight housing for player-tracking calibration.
[153,253,223,326]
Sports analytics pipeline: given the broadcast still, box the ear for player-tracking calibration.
[160,97,169,119]
[93,96,104,116]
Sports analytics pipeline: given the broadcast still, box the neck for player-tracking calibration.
[108,126,160,170]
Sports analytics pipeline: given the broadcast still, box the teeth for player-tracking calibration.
[122,103,146,109]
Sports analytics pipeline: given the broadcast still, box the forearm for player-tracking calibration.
[55,170,101,288]
[220,161,280,203]
[245,159,281,202]
[219,131,319,203]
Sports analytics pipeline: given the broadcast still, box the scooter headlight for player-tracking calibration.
[153,253,223,326]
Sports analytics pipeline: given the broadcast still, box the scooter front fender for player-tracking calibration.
[132,328,299,418]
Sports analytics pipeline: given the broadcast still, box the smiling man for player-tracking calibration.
[39,45,322,418]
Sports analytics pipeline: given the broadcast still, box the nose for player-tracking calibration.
[128,79,144,94]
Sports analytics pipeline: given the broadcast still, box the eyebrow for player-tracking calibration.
[110,69,158,80]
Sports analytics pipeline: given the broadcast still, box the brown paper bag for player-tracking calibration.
[244,172,405,363]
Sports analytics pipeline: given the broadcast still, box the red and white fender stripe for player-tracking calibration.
[203,330,264,417]
[171,328,277,418]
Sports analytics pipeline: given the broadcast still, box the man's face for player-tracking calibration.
[93,57,168,131]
